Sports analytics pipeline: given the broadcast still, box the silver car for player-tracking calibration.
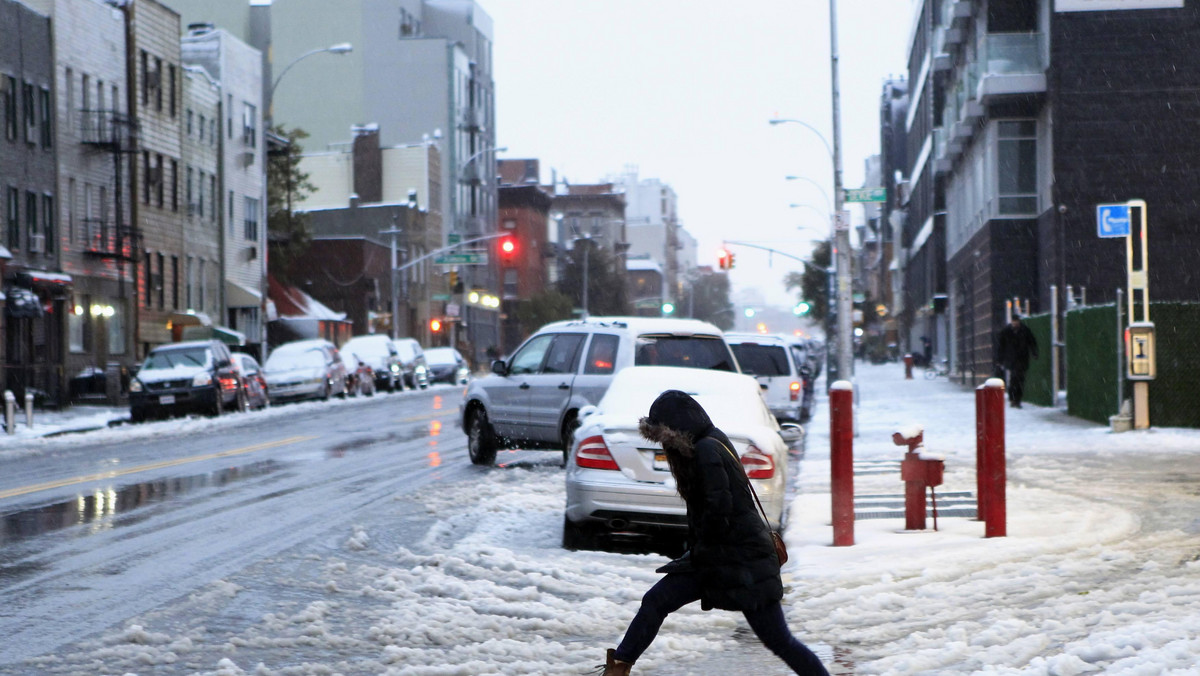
[726,332,812,423]
[460,316,740,466]
[263,339,348,403]
[563,366,798,550]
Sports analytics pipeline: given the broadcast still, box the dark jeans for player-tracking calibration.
[1007,367,1027,404]
[614,572,829,675]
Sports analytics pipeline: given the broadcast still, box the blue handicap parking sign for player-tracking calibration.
[1097,204,1131,238]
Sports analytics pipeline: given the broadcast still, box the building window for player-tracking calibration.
[140,51,148,105]
[187,109,193,135]
[26,191,37,250]
[23,81,36,143]
[143,249,151,307]
[172,255,180,309]
[198,113,204,141]
[170,159,178,212]
[155,153,164,208]
[168,64,176,117]
[65,69,74,132]
[142,151,150,203]
[6,187,18,249]
[154,58,163,111]
[227,94,233,138]
[243,102,257,147]
[186,166,194,215]
[186,256,194,309]
[108,300,126,355]
[228,190,235,232]
[69,295,88,353]
[244,196,259,240]
[39,87,51,148]
[157,252,166,309]
[198,258,206,311]
[42,193,54,254]
[3,75,16,140]
[210,175,217,223]
[997,120,1037,215]
[197,170,205,218]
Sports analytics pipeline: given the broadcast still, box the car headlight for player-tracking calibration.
[129,379,143,393]
[416,365,427,374]
[192,372,213,387]
[391,364,400,373]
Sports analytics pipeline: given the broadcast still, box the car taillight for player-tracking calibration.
[741,446,774,479]
[575,435,619,470]
[789,381,801,401]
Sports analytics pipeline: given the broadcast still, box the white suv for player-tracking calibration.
[460,316,740,465]
[725,332,812,423]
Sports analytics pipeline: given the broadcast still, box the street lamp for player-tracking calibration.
[268,43,353,116]
[785,175,834,213]
[769,118,834,160]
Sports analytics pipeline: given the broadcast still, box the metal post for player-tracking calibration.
[975,384,987,521]
[24,392,33,429]
[829,380,854,546]
[383,219,402,340]
[1050,285,1059,407]
[829,0,853,385]
[582,239,590,319]
[4,391,14,434]
[1116,287,1124,416]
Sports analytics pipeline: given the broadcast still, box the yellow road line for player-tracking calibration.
[0,435,317,501]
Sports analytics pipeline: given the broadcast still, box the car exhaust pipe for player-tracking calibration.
[606,518,630,530]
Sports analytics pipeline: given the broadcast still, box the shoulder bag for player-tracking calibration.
[717,441,788,566]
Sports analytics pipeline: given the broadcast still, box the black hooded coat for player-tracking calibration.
[640,390,784,612]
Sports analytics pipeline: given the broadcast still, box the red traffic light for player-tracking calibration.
[430,318,443,332]
[499,235,517,260]
[717,248,731,270]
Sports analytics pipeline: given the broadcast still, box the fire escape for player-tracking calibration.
[78,109,139,264]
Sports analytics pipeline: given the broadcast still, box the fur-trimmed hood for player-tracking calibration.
[638,389,714,457]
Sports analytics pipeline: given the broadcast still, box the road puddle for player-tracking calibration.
[0,459,282,545]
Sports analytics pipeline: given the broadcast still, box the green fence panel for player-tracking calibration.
[1023,314,1053,407]
[1143,302,1200,428]
[1065,304,1120,424]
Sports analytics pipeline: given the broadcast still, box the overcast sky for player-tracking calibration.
[488,0,916,311]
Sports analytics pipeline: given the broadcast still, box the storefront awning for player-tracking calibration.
[18,270,73,289]
[225,280,262,308]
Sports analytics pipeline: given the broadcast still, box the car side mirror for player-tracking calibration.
[491,360,508,376]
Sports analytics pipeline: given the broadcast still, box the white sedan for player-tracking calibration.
[563,366,800,550]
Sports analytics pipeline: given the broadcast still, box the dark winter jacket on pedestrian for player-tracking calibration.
[638,390,783,612]
[997,318,1038,371]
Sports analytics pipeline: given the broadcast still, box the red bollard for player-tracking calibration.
[830,380,855,546]
[979,378,1007,537]
[904,354,914,379]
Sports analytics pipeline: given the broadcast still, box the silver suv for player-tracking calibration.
[725,332,813,423]
[460,316,739,465]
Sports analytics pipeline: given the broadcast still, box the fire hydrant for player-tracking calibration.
[892,426,945,531]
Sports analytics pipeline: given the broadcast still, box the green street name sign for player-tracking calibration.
[434,252,487,265]
[844,187,887,203]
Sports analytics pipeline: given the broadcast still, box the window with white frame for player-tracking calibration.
[244,196,259,240]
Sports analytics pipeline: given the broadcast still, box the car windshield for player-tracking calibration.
[633,335,737,371]
[424,348,458,366]
[730,343,790,376]
[265,348,325,370]
[142,347,211,370]
[395,341,418,361]
[343,337,389,359]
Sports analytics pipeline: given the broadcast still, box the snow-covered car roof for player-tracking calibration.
[423,347,462,365]
[723,332,794,346]
[537,315,726,338]
[594,366,776,432]
[342,335,394,356]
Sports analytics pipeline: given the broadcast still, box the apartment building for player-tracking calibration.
[180,23,265,354]
[179,63,220,324]
[1,0,63,403]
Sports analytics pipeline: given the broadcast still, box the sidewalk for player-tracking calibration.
[0,402,128,446]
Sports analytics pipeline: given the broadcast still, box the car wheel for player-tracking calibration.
[321,380,332,401]
[211,390,225,417]
[130,408,145,424]
[561,414,581,465]
[562,516,599,551]
[236,387,249,413]
[467,407,498,465]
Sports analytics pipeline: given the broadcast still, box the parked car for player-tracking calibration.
[460,316,740,466]
[725,332,812,423]
[263,339,348,403]
[394,337,429,389]
[562,366,795,550]
[424,346,469,385]
[340,350,377,397]
[231,352,270,410]
[341,334,401,392]
[129,340,244,422]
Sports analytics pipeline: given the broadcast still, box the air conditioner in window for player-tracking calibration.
[29,233,45,253]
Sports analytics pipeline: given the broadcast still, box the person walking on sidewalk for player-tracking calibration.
[997,313,1039,408]
[595,390,829,675]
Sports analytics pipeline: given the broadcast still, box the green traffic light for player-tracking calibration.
[662,302,675,315]
[794,301,811,316]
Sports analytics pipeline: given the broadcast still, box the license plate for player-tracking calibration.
[159,394,175,405]
[653,451,669,471]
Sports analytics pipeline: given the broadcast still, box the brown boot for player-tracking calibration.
[599,648,632,676]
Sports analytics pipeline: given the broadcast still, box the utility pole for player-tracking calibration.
[830,0,853,383]
[382,215,402,339]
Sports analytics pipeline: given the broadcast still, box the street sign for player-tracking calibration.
[431,293,452,301]
[844,187,887,203]
[447,233,461,245]
[1096,203,1131,238]
[434,252,488,265]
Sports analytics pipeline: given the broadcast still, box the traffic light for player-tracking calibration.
[499,234,517,263]
[728,252,736,269]
[794,301,811,316]
[449,270,462,294]
[662,302,675,316]
[717,248,731,270]
[430,318,443,333]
